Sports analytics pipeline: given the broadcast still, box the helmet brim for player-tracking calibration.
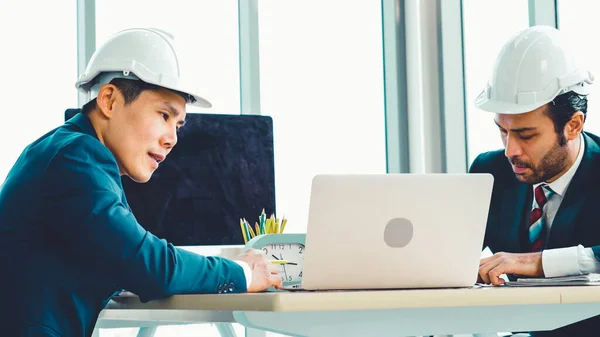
[474,89,548,115]
[76,71,213,109]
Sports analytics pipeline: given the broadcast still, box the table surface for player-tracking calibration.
[106,285,600,312]
[99,246,600,336]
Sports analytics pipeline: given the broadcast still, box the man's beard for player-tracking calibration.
[509,134,570,184]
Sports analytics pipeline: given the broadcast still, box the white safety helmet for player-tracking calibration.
[76,28,211,108]
[475,25,593,114]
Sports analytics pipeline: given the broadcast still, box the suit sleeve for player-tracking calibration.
[42,137,248,302]
[468,154,482,174]
[592,246,600,263]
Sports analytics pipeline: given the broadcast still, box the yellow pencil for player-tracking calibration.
[275,218,280,234]
[269,260,289,265]
[239,219,248,243]
[280,217,287,233]
[246,219,256,238]
[269,214,276,234]
[255,222,260,236]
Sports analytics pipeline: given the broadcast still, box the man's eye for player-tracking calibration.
[519,133,537,140]
[161,112,169,121]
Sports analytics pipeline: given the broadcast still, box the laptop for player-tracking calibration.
[299,173,494,290]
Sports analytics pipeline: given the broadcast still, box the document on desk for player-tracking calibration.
[505,273,600,287]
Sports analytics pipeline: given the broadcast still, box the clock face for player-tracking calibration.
[261,242,304,285]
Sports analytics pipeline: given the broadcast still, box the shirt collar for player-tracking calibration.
[534,133,584,197]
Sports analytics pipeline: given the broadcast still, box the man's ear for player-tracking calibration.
[96,84,119,119]
[565,111,585,141]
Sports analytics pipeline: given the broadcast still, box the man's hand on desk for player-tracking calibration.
[479,252,544,286]
[236,249,283,292]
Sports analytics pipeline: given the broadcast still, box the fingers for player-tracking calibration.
[479,252,524,286]
[262,268,282,290]
[238,248,288,291]
[264,262,281,289]
[479,255,495,265]
[488,265,507,286]
[270,274,283,289]
[479,252,504,268]
[479,254,503,285]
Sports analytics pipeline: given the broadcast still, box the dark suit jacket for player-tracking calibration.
[0,113,247,337]
[470,131,600,337]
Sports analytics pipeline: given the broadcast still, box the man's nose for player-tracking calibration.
[504,135,523,158]
[161,127,178,150]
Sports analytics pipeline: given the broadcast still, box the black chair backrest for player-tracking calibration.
[65,109,276,245]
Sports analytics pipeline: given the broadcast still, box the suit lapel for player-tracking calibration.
[546,133,599,248]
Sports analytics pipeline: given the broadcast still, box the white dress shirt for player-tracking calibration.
[537,134,600,277]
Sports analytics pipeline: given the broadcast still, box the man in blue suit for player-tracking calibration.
[471,26,599,336]
[0,28,282,336]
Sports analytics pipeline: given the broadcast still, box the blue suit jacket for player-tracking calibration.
[470,131,600,337]
[0,113,247,337]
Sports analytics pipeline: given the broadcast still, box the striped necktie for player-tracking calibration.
[529,184,554,252]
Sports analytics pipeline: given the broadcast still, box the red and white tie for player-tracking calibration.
[529,184,553,252]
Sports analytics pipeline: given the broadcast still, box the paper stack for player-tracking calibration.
[505,273,600,287]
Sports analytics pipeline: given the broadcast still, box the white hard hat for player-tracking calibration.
[75,28,211,108]
[475,25,593,114]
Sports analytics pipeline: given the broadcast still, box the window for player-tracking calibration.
[0,1,77,181]
[258,0,387,233]
[558,0,600,134]
[463,0,529,165]
[95,0,241,115]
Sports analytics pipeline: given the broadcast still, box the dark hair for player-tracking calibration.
[81,78,192,114]
[546,91,588,146]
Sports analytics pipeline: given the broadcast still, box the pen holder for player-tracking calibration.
[239,208,288,243]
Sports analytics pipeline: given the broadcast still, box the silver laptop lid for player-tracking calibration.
[301,173,493,290]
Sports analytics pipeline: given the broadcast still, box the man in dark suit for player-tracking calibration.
[471,26,598,336]
[0,28,281,337]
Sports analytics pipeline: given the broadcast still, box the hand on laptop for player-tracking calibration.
[237,249,283,292]
[478,252,544,285]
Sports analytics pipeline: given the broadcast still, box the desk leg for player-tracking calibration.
[136,327,158,337]
[214,323,269,337]
[215,323,239,337]
[245,327,267,337]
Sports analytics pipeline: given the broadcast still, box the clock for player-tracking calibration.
[243,233,306,289]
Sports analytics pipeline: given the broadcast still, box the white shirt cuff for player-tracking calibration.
[578,246,600,274]
[234,260,253,289]
[542,246,581,277]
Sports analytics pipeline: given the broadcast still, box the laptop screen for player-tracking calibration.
[65,109,276,246]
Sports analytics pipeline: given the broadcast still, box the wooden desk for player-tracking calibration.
[97,286,600,337]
